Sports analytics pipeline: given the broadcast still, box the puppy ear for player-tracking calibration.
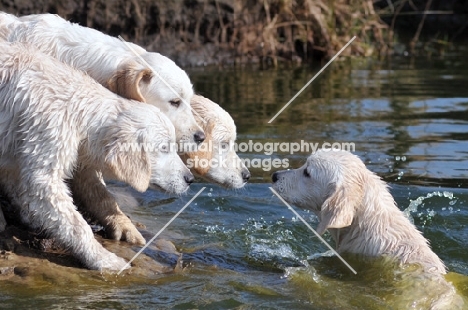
[105,128,151,193]
[108,62,152,102]
[316,182,360,235]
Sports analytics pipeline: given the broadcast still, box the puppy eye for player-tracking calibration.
[159,143,170,153]
[169,99,181,107]
[303,169,310,177]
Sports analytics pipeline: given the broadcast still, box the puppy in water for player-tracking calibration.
[272,149,464,309]
[272,149,444,272]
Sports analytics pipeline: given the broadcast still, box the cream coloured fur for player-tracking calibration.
[272,149,445,274]
[0,13,250,189]
[272,149,465,309]
[0,42,193,270]
[181,95,250,188]
[0,12,203,245]
[0,12,204,144]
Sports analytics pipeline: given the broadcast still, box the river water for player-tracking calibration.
[1,53,468,309]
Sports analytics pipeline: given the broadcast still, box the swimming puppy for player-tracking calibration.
[0,42,193,271]
[272,149,445,274]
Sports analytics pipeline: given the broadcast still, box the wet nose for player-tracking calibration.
[271,171,279,183]
[184,173,194,185]
[194,131,205,144]
[242,169,251,183]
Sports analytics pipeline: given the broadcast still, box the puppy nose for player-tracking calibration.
[272,171,279,183]
[184,173,194,185]
[194,131,205,144]
[242,169,251,182]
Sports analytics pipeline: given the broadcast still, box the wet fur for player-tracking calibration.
[273,150,445,273]
[272,150,464,309]
[181,95,250,189]
[0,12,202,246]
[0,43,192,270]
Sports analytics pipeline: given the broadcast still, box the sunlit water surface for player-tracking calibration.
[1,54,468,309]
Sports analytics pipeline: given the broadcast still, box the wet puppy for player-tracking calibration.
[272,149,466,308]
[0,42,193,271]
[0,12,204,144]
[0,12,204,245]
[272,149,445,274]
[181,95,250,189]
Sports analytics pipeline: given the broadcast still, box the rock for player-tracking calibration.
[0,225,180,286]
[0,266,14,278]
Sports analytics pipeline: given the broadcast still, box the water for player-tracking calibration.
[2,54,468,308]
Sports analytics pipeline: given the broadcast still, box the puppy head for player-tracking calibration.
[180,95,250,189]
[108,54,205,146]
[103,103,194,194]
[272,149,366,235]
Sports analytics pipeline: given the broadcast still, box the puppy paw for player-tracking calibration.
[105,214,146,245]
[93,252,129,272]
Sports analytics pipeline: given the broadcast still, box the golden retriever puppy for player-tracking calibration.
[181,95,250,188]
[0,12,204,144]
[272,149,444,273]
[0,42,193,270]
[272,149,465,309]
[0,12,205,245]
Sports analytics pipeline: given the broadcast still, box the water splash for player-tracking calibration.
[403,191,459,226]
[395,155,406,162]
[282,262,322,284]
[250,243,296,261]
[201,215,330,270]
[205,225,220,233]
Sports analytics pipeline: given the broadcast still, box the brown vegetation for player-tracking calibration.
[0,0,388,66]
[0,0,465,65]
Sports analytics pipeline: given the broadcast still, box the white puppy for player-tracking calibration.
[272,149,445,274]
[181,95,250,188]
[0,42,193,270]
[0,12,204,244]
[0,12,204,144]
